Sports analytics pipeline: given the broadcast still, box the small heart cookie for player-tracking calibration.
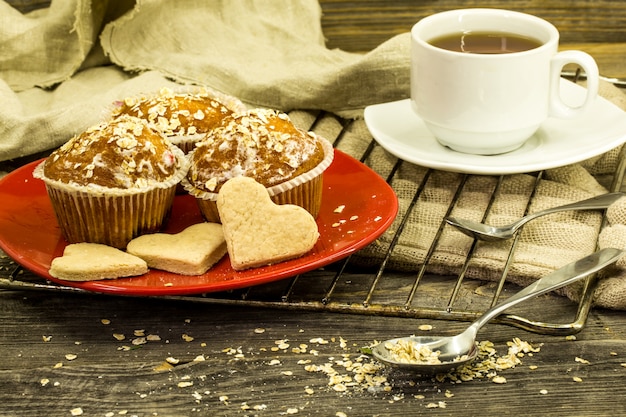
[49,243,148,281]
[217,176,319,271]
[127,222,227,275]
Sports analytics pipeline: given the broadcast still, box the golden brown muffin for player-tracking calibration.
[182,108,334,222]
[42,115,181,188]
[34,115,189,248]
[113,87,246,153]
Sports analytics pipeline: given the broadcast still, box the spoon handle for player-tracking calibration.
[470,248,624,331]
[519,192,624,228]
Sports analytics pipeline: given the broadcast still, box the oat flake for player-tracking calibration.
[492,376,507,384]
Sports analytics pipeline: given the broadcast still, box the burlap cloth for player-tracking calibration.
[2,0,626,309]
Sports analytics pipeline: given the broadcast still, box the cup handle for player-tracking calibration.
[549,50,599,119]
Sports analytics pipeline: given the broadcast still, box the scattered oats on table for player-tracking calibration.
[492,376,507,384]
[132,337,146,345]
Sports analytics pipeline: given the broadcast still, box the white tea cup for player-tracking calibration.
[411,8,599,155]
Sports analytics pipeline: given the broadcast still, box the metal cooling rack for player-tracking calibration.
[2,77,625,336]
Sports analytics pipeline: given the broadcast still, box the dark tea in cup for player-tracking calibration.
[429,31,543,54]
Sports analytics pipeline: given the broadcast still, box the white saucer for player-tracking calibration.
[364,79,626,175]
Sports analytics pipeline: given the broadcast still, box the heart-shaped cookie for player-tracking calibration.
[217,176,319,271]
[49,243,148,281]
[127,222,227,275]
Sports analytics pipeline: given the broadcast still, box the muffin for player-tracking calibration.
[112,87,246,153]
[33,114,189,249]
[182,108,334,222]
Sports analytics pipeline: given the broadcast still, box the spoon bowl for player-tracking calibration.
[372,248,624,373]
[371,335,478,373]
[446,192,624,241]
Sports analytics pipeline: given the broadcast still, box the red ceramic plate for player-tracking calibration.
[0,150,398,296]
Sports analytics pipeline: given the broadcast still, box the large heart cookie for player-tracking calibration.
[49,243,148,281]
[127,222,227,275]
[217,176,319,271]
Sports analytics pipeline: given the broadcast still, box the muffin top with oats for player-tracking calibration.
[41,115,184,189]
[185,108,325,194]
[113,87,242,138]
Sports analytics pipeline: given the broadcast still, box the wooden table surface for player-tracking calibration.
[2,2,626,417]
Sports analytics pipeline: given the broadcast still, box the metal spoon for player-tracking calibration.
[371,247,623,373]
[446,192,624,242]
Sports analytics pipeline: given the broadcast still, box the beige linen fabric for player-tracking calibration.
[100,0,410,114]
[0,0,103,90]
[2,0,626,309]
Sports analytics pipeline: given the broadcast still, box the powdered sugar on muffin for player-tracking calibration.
[185,108,325,193]
[112,87,246,153]
[41,114,184,190]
